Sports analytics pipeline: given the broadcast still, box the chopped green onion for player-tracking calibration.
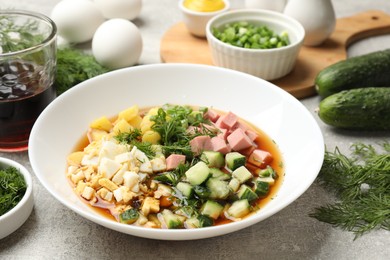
[212,22,290,49]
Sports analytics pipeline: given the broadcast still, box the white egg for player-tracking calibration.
[93,0,142,20]
[51,0,105,43]
[92,19,143,69]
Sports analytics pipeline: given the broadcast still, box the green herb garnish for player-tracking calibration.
[115,128,155,159]
[0,166,27,216]
[310,142,390,239]
[150,104,216,158]
[55,48,109,95]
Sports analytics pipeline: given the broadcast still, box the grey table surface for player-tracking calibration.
[1,0,390,259]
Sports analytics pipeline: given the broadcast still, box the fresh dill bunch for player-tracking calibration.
[55,48,109,95]
[0,167,27,216]
[310,142,390,239]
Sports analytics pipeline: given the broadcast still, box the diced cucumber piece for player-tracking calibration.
[227,199,250,218]
[258,166,277,178]
[206,178,231,200]
[232,166,253,184]
[193,185,211,198]
[176,182,194,198]
[200,200,224,219]
[197,214,214,227]
[256,176,275,185]
[253,180,270,197]
[119,208,139,224]
[226,152,246,171]
[161,209,184,229]
[228,178,240,192]
[201,151,225,168]
[210,168,231,181]
[185,161,210,185]
[237,184,258,202]
[185,215,214,228]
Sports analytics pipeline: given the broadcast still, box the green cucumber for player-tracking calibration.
[315,49,390,98]
[185,161,210,185]
[200,200,224,220]
[225,152,246,171]
[318,87,390,130]
[201,151,225,168]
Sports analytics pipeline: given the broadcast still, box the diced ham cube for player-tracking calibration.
[210,137,231,154]
[239,145,256,156]
[166,154,186,170]
[204,109,220,123]
[215,112,238,130]
[248,149,273,168]
[217,128,228,140]
[227,128,254,151]
[245,130,259,142]
[189,135,213,155]
[230,122,249,133]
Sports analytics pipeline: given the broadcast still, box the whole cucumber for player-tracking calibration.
[315,49,390,98]
[318,87,390,130]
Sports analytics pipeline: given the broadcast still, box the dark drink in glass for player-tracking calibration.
[0,10,57,152]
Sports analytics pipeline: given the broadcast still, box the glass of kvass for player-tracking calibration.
[0,10,57,152]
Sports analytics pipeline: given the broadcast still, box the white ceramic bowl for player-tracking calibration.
[206,9,305,80]
[179,0,230,37]
[29,64,323,240]
[0,157,34,239]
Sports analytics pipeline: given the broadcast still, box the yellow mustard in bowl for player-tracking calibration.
[183,0,225,12]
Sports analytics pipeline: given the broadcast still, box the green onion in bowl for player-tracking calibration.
[212,21,290,49]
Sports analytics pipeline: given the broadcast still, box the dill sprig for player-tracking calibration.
[310,142,390,239]
[114,128,155,159]
[0,167,27,216]
[150,104,217,158]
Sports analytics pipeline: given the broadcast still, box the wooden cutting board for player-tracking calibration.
[160,10,390,99]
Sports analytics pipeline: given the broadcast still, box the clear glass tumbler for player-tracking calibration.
[0,10,57,152]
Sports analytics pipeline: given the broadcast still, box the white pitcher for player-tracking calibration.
[283,0,336,46]
[245,0,287,12]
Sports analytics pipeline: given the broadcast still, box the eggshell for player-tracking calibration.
[92,19,143,69]
[51,0,105,43]
[93,0,142,20]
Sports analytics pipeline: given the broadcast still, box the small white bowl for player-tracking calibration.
[206,9,305,80]
[0,157,34,240]
[179,0,230,37]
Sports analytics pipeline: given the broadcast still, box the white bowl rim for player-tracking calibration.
[0,157,33,221]
[206,8,305,53]
[29,63,324,240]
[179,0,230,16]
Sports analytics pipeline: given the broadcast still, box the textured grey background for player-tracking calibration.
[1,0,390,259]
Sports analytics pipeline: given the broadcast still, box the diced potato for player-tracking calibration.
[140,115,154,134]
[142,130,161,144]
[118,105,139,122]
[87,128,108,142]
[147,107,159,116]
[89,116,112,132]
[128,115,142,128]
[113,118,133,135]
[67,151,85,166]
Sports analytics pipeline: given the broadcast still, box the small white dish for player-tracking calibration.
[0,157,34,240]
[206,9,305,80]
[179,0,230,37]
[29,63,324,240]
